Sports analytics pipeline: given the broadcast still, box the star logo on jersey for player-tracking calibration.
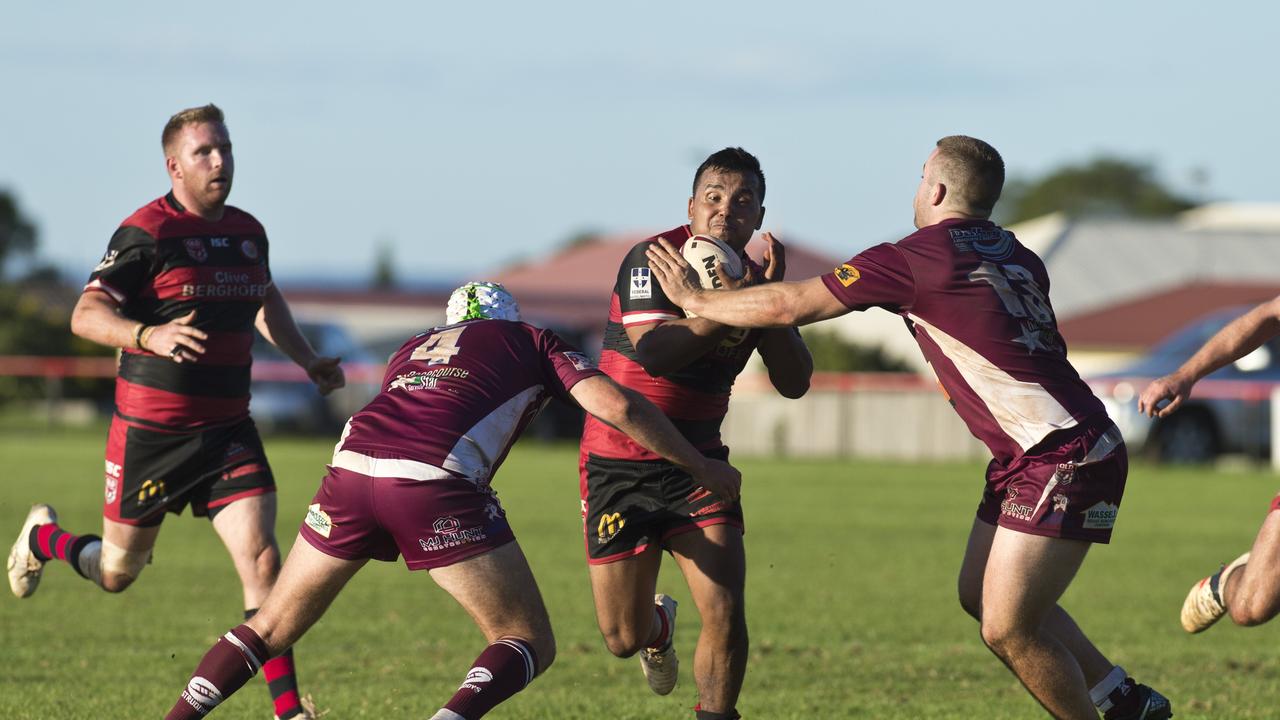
[1013,323,1049,353]
[184,238,208,263]
[834,264,861,287]
[630,268,652,300]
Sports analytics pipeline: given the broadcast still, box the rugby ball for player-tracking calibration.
[681,235,743,290]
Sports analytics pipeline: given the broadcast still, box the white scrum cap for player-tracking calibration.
[445,281,521,324]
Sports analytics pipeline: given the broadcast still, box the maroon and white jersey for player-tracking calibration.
[84,192,271,431]
[821,218,1106,465]
[334,319,602,483]
[581,225,762,462]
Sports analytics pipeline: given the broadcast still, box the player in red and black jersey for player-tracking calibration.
[581,148,812,720]
[6,104,341,720]
[648,137,1171,720]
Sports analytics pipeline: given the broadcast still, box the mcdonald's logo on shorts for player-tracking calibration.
[597,512,626,543]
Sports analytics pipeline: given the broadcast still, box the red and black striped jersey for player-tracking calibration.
[580,225,761,461]
[84,192,271,431]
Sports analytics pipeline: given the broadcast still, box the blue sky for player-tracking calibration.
[2,1,1274,286]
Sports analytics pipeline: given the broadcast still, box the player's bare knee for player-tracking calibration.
[978,618,1028,658]
[248,541,281,585]
[599,625,644,657]
[99,540,149,593]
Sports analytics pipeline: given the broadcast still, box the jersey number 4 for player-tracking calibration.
[410,326,467,365]
[968,262,1054,324]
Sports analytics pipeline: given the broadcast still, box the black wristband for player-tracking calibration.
[133,323,149,350]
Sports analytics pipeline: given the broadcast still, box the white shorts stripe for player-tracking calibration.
[330,450,457,482]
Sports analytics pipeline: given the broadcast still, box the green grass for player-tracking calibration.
[2,424,1279,718]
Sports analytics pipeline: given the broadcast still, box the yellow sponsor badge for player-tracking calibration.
[305,503,333,538]
[834,264,861,287]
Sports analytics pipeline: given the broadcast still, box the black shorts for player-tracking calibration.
[580,447,743,565]
[102,415,275,526]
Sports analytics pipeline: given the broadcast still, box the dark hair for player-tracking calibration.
[692,147,766,201]
[162,103,225,153]
[934,135,1004,215]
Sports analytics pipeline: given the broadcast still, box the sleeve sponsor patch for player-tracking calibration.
[562,351,596,371]
[834,264,861,287]
[629,267,652,299]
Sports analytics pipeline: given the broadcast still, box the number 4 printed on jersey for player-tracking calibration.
[968,262,1054,324]
[411,326,467,365]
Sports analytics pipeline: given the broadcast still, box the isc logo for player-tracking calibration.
[597,512,626,543]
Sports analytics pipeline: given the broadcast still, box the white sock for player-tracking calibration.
[76,540,104,588]
[1089,665,1127,711]
[429,710,467,720]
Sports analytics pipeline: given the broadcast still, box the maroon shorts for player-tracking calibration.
[298,465,515,570]
[103,415,274,526]
[976,418,1127,544]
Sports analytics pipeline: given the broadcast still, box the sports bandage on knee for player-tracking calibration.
[100,539,152,585]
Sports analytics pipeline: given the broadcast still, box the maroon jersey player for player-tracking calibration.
[582,148,812,720]
[161,282,742,720]
[6,104,340,720]
[648,137,1171,720]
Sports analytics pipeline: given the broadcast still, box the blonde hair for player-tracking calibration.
[162,104,225,153]
[934,135,1005,216]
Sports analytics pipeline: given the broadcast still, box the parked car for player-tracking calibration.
[1087,307,1280,463]
[250,321,381,433]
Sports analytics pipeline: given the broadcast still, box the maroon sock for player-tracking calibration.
[648,605,671,649]
[30,524,100,579]
[246,608,303,719]
[166,624,268,719]
[441,637,539,720]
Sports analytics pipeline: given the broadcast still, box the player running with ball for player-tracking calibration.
[163,282,742,720]
[648,136,1171,720]
[581,147,812,720]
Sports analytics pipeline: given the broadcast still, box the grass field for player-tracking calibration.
[2,423,1279,719]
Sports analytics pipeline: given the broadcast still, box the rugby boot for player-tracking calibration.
[1180,552,1249,633]
[639,594,679,695]
[7,503,57,598]
[276,693,326,719]
[1103,683,1173,720]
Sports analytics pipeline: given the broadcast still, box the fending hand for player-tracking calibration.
[307,356,346,396]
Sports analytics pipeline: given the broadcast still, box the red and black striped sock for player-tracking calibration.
[245,608,303,719]
[30,523,101,580]
[441,637,539,720]
[166,624,268,719]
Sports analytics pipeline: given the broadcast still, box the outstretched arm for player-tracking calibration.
[647,237,847,328]
[256,284,345,396]
[569,375,742,501]
[1138,296,1280,418]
